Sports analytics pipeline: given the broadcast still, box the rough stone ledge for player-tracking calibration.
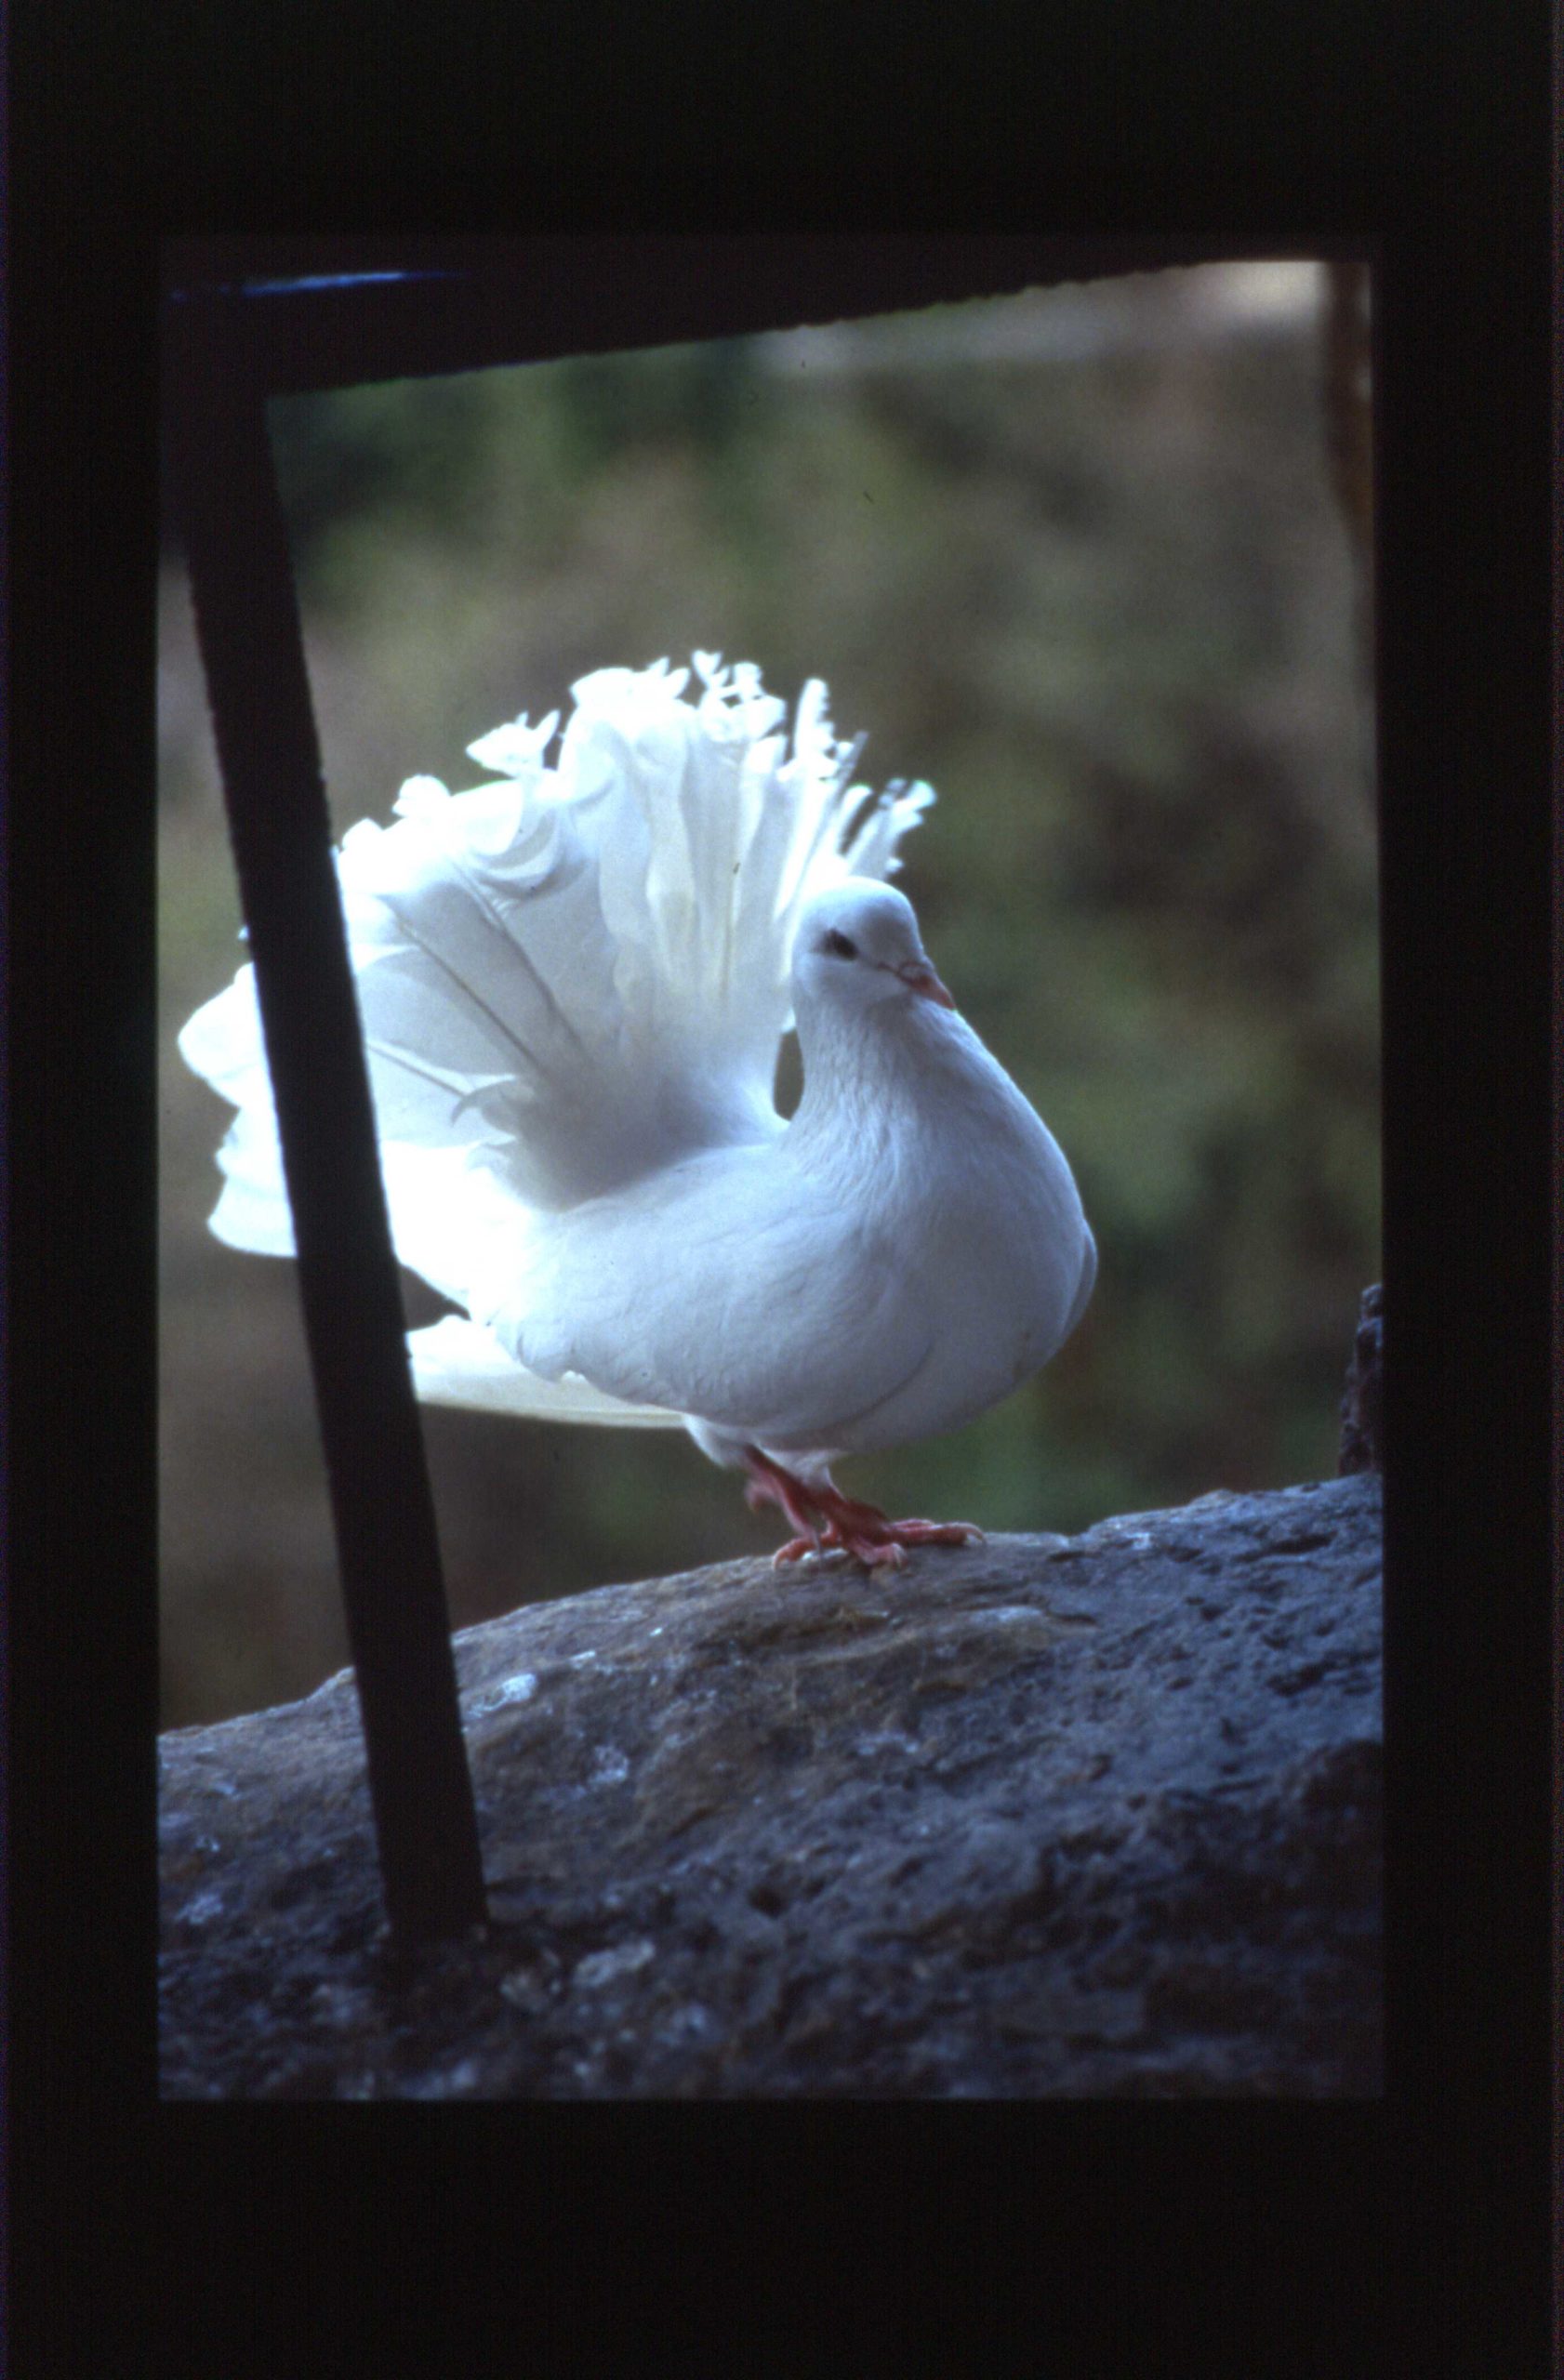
[159,1472,1382,2098]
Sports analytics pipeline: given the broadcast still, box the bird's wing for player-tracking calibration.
[492,1141,935,1448]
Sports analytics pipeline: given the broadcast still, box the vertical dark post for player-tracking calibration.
[166,304,487,1944]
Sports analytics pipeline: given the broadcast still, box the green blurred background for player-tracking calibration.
[159,262,1380,1726]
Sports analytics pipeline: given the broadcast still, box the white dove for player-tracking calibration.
[179,655,1096,1568]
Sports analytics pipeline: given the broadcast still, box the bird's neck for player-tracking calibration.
[787,994,983,1179]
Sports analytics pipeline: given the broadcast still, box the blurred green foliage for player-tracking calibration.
[160,267,1379,1726]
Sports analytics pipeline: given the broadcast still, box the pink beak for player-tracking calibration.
[894,958,956,1010]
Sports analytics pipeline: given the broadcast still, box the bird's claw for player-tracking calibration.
[773,1516,983,1570]
[745,1447,982,1573]
[772,1531,831,1568]
[881,1519,986,1548]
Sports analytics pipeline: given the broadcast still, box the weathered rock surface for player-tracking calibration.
[1338,1282,1385,1475]
[159,1473,1382,2097]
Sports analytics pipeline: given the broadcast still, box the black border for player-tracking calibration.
[11,20,1556,2379]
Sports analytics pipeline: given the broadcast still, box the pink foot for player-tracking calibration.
[742,1448,984,1573]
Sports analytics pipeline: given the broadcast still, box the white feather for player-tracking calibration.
[408,1316,683,1428]
[180,659,1098,1569]
[180,656,936,1406]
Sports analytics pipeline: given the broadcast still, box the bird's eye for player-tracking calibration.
[822,929,858,959]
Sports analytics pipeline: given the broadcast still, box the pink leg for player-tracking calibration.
[741,1447,826,1559]
[741,1448,985,1572]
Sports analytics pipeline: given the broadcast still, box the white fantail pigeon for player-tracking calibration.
[179,656,1096,1568]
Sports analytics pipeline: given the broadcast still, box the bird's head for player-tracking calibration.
[791,879,955,1020]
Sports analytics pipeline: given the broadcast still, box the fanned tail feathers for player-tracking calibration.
[408,1316,683,1428]
[179,655,933,1413]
